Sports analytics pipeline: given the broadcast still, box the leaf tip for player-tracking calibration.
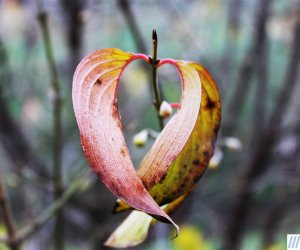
[170,224,180,240]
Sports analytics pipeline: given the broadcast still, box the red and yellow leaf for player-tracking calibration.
[137,61,202,190]
[114,60,221,213]
[73,48,221,248]
[72,48,178,230]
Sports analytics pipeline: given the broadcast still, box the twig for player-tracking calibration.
[262,189,288,248]
[222,12,300,250]
[223,0,272,136]
[36,1,64,249]
[17,170,90,242]
[117,0,147,54]
[0,170,91,246]
[0,176,20,250]
[252,0,272,136]
[151,30,164,130]
[219,0,242,87]
[61,0,85,75]
[0,38,49,179]
[263,116,300,247]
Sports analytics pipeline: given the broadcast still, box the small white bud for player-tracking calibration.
[208,148,223,170]
[159,101,173,118]
[132,129,149,147]
[223,137,243,151]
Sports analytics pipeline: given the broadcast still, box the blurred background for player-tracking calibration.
[0,0,300,249]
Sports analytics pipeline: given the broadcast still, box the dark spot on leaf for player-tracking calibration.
[112,102,119,117]
[159,173,168,183]
[203,150,210,157]
[195,144,200,151]
[206,99,216,109]
[193,172,206,184]
[193,176,200,184]
[95,171,103,179]
[213,126,219,134]
[193,159,200,165]
[96,78,102,85]
[120,147,127,157]
[116,119,122,128]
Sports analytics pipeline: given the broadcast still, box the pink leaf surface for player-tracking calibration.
[72,48,178,231]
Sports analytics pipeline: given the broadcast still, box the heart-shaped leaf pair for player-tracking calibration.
[72,48,221,247]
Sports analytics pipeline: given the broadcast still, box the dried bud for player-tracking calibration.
[132,130,149,147]
[208,148,223,170]
[159,101,173,118]
[223,137,242,151]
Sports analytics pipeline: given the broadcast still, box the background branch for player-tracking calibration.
[0,38,49,179]
[36,1,64,249]
[0,176,20,250]
[223,0,273,136]
[117,0,147,54]
[222,12,300,250]
[0,170,90,246]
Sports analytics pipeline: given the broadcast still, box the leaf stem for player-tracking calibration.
[151,29,164,130]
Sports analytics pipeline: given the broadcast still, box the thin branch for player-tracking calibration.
[0,176,20,250]
[252,0,271,135]
[0,38,49,179]
[262,189,288,248]
[151,30,164,130]
[61,0,85,76]
[223,0,272,135]
[222,12,300,250]
[263,110,300,247]
[0,170,91,245]
[117,0,147,54]
[117,1,166,130]
[219,0,242,87]
[36,1,64,249]
[17,170,90,242]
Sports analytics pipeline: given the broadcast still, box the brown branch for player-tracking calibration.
[0,39,49,179]
[263,115,300,247]
[117,0,167,129]
[36,1,64,249]
[0,176,20,250]
[61,0,85,75]
[219,0,242,86]
[0,170,90,246]
[252,0,271,135]
[222,12,300,250]
[262,189,288,248]
[151,30,164,130]
[223,0,272,136]
[117,0,147,54]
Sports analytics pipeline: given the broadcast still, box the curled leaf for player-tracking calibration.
[114,60,221,212]
[73,48,221,248]
[137,61,202,190]
[72,48,178,230]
